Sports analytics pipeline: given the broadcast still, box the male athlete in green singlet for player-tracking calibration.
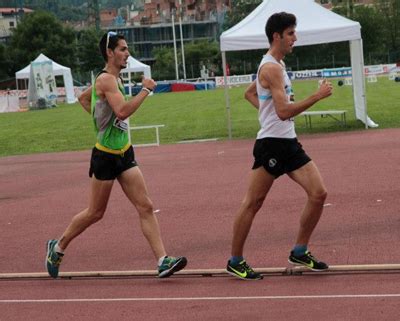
[45,32,187,278]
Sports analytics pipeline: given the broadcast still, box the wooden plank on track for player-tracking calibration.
[1,264,400,280]
[288,264,400,275]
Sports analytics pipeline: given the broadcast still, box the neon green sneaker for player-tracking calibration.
[46,239,64,278]
[226,260,263,280]
[288,251,328,271]
[158,256,187,278]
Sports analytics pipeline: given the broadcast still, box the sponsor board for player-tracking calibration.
[215,74,253,87]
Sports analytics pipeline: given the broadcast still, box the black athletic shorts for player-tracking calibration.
[89,145,138,180]
[252,137,311,178]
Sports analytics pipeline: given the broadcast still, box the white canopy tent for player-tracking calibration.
[15,53,76,104]
[120,56,152,96]
[220,0,377,138]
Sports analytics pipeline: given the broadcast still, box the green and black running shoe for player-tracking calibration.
[46,239,64,278]
[226,260,263,280]
[288,251,328,271]
[158,256,187,278]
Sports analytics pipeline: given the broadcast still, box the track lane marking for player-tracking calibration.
[1,293,400,303]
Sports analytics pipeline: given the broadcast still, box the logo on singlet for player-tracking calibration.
[269,158,277,167]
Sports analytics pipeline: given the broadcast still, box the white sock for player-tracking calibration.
[55,242,64,254]
[158,255,167,266]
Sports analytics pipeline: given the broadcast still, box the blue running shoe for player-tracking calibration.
[46,240,64,278]
[158,256,187,278]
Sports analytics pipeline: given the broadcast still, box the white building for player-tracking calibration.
[0,7,33,41]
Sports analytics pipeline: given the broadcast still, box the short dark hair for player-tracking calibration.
[99,32,125,62]
[265,12,296,45]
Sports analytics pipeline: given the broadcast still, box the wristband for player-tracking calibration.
[141,87,152,94]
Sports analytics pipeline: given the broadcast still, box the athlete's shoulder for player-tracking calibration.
[96,71,114,83]
[259,62,282,78]
[96,72,119,92]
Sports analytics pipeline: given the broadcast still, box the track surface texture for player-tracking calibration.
[1,128,400,320]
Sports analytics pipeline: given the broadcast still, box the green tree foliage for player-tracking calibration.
[285,42,350,71]
[102,0,133,9]
[76,28,104,77]
[152,40,221,80]
[0,43,11,79]
[184,40,221,76]
[223,0,262,30]
[331,0,355,16]
[352,5,386,58]
[326,5,384,66]
[8,11,76,74]
[56,5,87,22]
[333,1,398,64]
[375,0,400,52]
[152,47,176,80]
[0,0,86,9]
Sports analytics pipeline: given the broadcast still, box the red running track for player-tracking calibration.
[1,128,400,320]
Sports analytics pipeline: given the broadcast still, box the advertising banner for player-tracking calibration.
[28,60,57,108]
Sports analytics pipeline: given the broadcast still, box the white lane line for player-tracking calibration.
[1,293,400,303]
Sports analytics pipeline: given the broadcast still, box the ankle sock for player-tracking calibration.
[292,245,307,257]
[55,242,64,254]
[230,256,244,265]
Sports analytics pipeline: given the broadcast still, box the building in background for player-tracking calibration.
[128,0,230,25]
[108,0,230,65]
[100,8,118,28]
[0,7,33,42]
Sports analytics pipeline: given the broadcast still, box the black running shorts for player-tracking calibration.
[89,145,138,180]
[252,137,311,178]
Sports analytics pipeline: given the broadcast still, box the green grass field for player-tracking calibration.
[0,77,398,157]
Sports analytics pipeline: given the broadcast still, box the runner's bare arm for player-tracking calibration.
[260,64,333,120]
[78,86,92,114]
[244,81,259,109]
[97,74,156,120]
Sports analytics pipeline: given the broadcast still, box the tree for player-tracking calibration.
[56,4,87,22]
[152,47,177,80]
[332,1,398,64]
[184,40,220,77]
[0,43,11,80]
[375,0,400,53]
[103,0,133,9]
[351,5,386,61]
[76,27,104,78]
[223,0,262,31]
[331,0,355,17]
[8,11,76,74]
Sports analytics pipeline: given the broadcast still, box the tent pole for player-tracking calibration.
[222,51,232,139]
[15,79,19,108]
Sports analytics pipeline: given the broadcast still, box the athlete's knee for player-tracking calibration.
[309,188,328,204]
[242,195,265,214]
[137,198,154,217]
[86,208,106,223]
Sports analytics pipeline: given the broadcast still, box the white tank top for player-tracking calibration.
[256,54,296,139]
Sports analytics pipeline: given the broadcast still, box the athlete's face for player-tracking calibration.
[109,39,130,69]
[277,26,297,55]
